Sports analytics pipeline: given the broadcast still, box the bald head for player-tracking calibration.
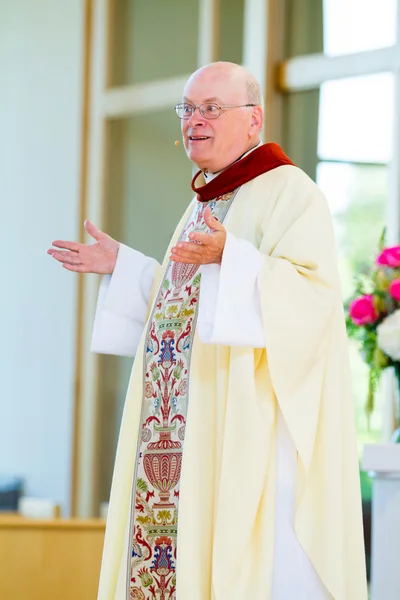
[184,62,263,107]
[180,62,264,172]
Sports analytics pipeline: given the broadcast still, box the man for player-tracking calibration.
[48,62,367,600]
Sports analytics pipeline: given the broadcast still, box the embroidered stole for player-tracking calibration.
[127,190,238,600]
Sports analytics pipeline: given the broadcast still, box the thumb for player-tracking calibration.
[204,206,224,231]
[84,219,103,241]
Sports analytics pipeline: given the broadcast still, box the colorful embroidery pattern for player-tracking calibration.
[127,191,238,600]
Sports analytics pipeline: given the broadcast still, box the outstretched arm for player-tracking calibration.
[48,221,159,356]
[48,220,119,274]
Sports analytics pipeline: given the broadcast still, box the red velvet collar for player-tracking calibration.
[191,143,294,202]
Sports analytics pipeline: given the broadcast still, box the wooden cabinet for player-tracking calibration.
[0,515,105,600]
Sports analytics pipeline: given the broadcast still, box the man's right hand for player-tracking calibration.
[47,220,119,274]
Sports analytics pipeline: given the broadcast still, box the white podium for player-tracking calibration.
[362,444,400,600]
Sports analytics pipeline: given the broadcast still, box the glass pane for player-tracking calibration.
[323,0,397,56]
[317,162,388,457]
[285,0,397,58]
[318,73,394,163]
[98,109,193,502]
[109,0,199,86]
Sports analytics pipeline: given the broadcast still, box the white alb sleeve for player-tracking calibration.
[91,243,159,356]
[197,232,265,347]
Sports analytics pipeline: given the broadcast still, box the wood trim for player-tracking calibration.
[71,0,93,517]
[74,0,110,518]
[73,0,110,518]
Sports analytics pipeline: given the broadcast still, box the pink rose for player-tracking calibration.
[376,246,400,267]
[349,295,378,325]
[390,279,400,302]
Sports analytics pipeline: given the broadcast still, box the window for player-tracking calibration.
[282,1,400,505]
[323,0,397,56]
[316,72,394,453]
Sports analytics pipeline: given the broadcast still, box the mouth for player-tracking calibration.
[188,135,211,142]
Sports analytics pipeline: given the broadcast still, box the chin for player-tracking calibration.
[187,150,210,171]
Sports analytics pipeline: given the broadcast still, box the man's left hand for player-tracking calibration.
[170,206,227,265]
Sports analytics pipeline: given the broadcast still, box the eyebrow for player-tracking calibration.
[183,96,223,104]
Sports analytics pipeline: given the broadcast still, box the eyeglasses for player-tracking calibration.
[174,102,257,120]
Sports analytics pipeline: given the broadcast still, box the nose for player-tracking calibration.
[186,107,206,127]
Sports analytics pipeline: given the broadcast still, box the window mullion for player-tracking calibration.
[280,46,399,92]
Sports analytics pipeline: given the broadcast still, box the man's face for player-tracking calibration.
[180,68,259,173]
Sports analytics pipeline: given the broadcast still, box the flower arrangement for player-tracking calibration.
[346,240,400,430]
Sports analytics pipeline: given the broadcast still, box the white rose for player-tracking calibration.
[377,309,400,360]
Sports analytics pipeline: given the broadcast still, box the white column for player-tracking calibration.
[363,444,400,600]
[242,0,268,97]
[198,0,220,67]
[242,0,287,144]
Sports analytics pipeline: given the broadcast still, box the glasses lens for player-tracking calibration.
[200,104,220,119]
[175,104,193,119]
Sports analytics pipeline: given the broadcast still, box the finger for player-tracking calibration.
[84,219,102,241]
[203,206,224,231]
[172,242,204,257]
[48,249,78,258]
[170,255,201,264]
[51,240,82,252]
[62,263,90,273]
[50,251,82,265]
[170,253,208,265]
[188,231,216,244]
[171,251,202,262]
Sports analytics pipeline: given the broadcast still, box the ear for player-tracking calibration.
[250,106,263,134]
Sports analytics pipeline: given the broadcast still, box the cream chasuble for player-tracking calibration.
[96,147,367,600]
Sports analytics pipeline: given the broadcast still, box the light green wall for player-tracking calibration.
[219,0,244,64]
[284,0,323,58]
[106,110,193,260]
[283,90,321,180]
[110,0,199,86]
[283,0,323,179]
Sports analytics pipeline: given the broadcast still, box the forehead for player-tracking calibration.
[182,70,245,103]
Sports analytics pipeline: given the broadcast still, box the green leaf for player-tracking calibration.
[136,478,148,493]
[192,273,201,286]
[366,367,381,420]
[378,227,386,252]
